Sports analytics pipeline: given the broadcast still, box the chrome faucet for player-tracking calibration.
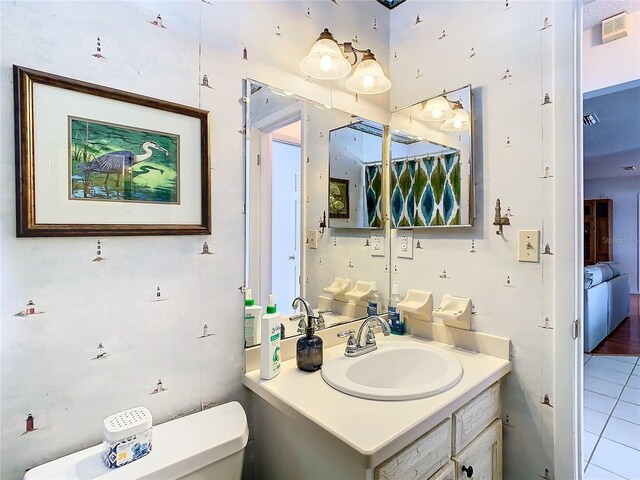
[337,315,391,357]
[291,297,322,334]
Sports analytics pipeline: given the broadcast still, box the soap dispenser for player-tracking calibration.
[296,316,323,372]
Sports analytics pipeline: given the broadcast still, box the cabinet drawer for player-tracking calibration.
[375,419,451,480]
[428,461,455,480]
[452,383,500,454]
[453,419,502,480]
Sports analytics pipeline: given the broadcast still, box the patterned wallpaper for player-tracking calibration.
[389,2,575,478]
[0,1,389,479]
[1,1,580,478]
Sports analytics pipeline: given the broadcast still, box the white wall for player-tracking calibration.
[0,1,389,478]
[390,2,576,478]
[328,128,382,229]
[585,177,640,294]
[583,10,640,93]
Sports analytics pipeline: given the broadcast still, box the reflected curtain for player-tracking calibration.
[391,151,461,228]
[365,164,383,228]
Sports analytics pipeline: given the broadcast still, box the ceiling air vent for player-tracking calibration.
[602,12,628,44]
[583,113,599,126]
[622,165,637,171]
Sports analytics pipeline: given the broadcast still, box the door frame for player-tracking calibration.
[246,102,303,307]
[553,1,583,478]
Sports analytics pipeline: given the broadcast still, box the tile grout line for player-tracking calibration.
[587,463,631,480]
[586,357,638,476]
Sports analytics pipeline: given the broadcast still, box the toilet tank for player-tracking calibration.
[24,401,248,480]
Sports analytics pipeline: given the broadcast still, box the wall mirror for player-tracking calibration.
[328,122,384,229]
[389,85,474,228]
[244,79,390,348]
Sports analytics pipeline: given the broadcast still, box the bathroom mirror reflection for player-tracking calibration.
[244,79,390,348]
[389,85,474,228]
[328,122,384,229]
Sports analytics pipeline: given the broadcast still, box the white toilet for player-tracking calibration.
[24,401,248,480]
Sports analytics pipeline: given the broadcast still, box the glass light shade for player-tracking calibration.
[418,96,455,122]
[300,38,352,80]
[440,105,470,131]
[344,58,391,95]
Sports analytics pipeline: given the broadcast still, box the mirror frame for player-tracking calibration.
[390,84,475,228]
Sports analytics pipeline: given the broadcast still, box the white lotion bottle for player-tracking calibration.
[260,294,282,380]
[244,289,262,347]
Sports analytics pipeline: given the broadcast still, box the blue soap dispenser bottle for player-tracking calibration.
[296,317,323,372]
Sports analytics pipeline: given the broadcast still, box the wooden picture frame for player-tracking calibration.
[13,65,211,237]
[329,177,350,219]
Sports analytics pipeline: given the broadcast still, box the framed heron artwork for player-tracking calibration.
[69,118,179,204]
[13,66,211,237]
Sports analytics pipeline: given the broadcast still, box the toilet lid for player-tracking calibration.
[24,401,248,480]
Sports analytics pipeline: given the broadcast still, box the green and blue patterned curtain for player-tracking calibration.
[365,164,383,228]
[391,151,461,228]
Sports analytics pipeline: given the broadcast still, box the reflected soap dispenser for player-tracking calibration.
[296,315,323,372]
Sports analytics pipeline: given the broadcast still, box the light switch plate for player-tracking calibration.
[518,229,540,262]
[309,230,318,249]
[397,230,414,259]
[370,232,385,257]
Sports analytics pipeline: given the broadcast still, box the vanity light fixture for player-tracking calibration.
[344,50,392,94]
[300,28,391,95]
[440,101,471,132]
[418,95,455,122]
[300,29,352,80]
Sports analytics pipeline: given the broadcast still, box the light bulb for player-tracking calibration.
[362,75,374,88]
[432,110,442,119]
[320,55,333,72]
[454,119,462,129]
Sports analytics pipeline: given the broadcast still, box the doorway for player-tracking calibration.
[270,127,302,309]
[581,6,640,476]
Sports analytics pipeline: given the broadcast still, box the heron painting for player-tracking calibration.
[69,117,179,203]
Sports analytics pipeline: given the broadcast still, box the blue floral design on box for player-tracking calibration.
[103,428,152,468]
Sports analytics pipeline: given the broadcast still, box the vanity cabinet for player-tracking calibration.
[374,383,502,480]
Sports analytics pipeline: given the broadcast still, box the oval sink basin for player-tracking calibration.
[321,340,463,400]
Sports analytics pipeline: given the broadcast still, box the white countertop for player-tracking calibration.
[243,334,511,468]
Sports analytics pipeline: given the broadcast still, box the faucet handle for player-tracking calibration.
[318,309,332,314]
[365,325,377,345]
[337,329,357,354]
[337,329,355,338]
[289,313,305,322]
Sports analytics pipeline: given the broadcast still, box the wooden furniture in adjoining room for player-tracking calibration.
[584,199,613,266]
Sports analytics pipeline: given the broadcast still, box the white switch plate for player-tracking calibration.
[397,230,414,259]
[308,230,318,249]
[518,229,540,262]
[370,232,385,257]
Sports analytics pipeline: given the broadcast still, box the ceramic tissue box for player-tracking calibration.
[102,407,153,469]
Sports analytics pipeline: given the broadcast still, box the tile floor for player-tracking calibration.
[584,354,640,479]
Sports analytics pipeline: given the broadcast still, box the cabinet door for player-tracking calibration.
[595,199,613,263]
[584,200,596,265]
[452,420,502,480]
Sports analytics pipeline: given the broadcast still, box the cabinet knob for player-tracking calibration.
[462,465,474,478]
